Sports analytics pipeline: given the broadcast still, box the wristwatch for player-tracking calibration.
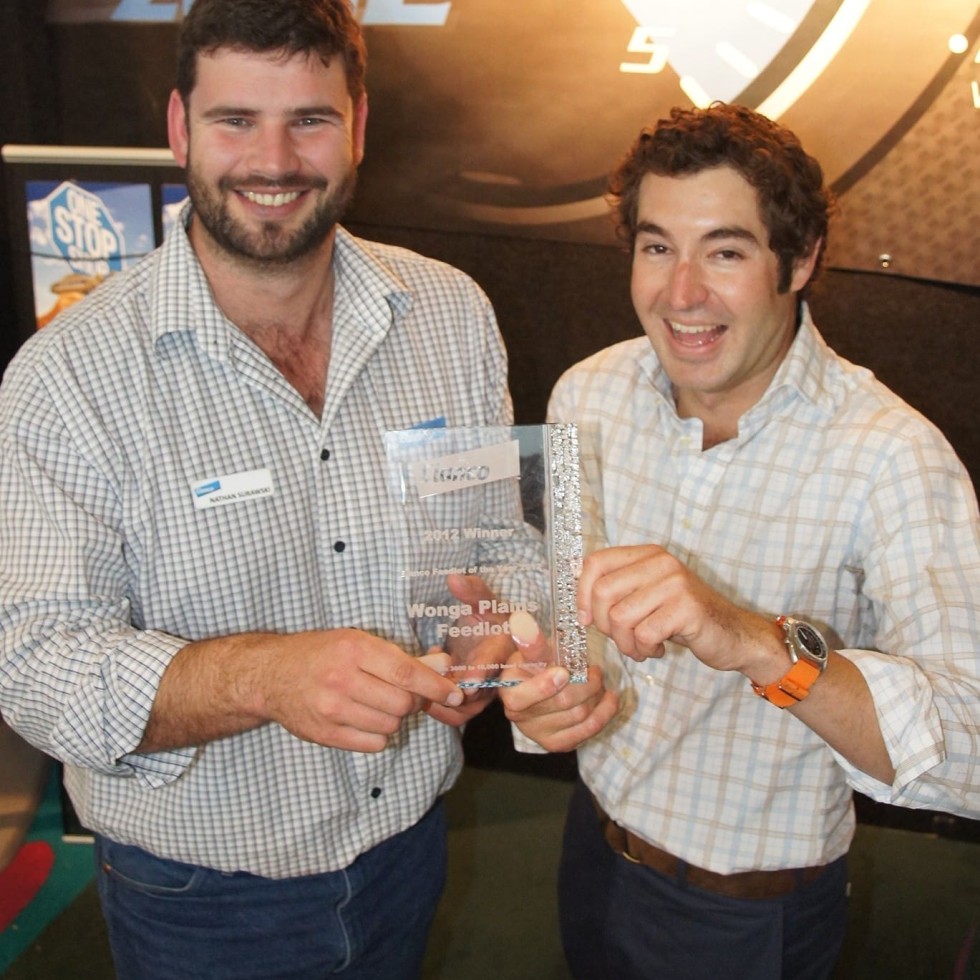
[751,616,829,708]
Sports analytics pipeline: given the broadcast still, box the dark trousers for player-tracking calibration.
[558,780,849,980]
[95,802,447,980]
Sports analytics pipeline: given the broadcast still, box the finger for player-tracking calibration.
[367,647,464,708]
[446,572,497,610]
[446,574,520,640]
[509,610,549,657]
[443,633,513,691]
[418,649,480,694]
[589,556,670,642]
[499,664,571,712]
[418,650,453,674]
[319,724,390,754]
[577,546,643,626]
[507,610,553,679]
[299,683,408,744]
[501,668,618,753]
[535,688,619,753]
[332,699,406,737]
[575,552,603,627]
[425,695,492,727]
[581,545,671,617]
[604,569,688,658]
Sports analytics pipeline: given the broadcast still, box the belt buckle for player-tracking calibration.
[621,848,642,865]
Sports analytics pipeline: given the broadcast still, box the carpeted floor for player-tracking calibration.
[0,767,99,975]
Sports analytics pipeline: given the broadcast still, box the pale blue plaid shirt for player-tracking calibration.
[550,309,980,874]
[0,210,514,877]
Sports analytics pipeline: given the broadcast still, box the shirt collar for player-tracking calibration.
[147,203,412,356]
[147,201,225,351]
[331,225,414,329]
[757,303,839,419]
[637,344,676,409]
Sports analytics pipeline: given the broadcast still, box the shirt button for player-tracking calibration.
[320,449,331,461]
[681,518,693,530]
[370,786,382,799]
[333,541,346,553]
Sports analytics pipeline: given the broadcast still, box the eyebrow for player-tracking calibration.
[290,105,346,120]
[199,104,345,121]
[636,220,761,245]
[704,226,760,244]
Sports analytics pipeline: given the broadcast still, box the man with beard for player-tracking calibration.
[0,1,516,977]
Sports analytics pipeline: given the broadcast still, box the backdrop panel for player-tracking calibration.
[40,0,980,287]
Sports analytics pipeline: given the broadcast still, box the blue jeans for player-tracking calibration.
[95,802,447,980]
[559,780,849,980]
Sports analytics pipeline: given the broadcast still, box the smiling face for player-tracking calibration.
[168,46,367,269]
[631,166,817,430]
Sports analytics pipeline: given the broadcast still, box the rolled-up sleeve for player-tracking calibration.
[0,349,195,788]
[829,432,980,817]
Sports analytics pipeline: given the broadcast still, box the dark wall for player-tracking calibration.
[0,1,61,370]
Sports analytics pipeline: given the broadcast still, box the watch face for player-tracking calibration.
[792,621,828,661]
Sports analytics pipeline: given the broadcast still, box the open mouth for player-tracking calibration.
[666,320,727,347]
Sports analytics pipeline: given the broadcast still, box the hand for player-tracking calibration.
[498,612,618,752]
[441,572,511,669]
[577,545,783,677]
[262,629,465,752]
[419,647,503,727]
[421,573,510,726]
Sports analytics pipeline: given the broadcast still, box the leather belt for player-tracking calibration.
[593,797,829,900]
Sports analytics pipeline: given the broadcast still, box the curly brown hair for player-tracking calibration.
[609,103,834,294]
[176,0,366,106]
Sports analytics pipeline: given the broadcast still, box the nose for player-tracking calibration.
[248,124,300,179]
[667,260,708,310]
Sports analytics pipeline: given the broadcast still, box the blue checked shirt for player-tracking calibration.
[0,211,514,877]
[550,310,980,874]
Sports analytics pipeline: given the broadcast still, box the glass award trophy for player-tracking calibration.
[385,423,587,687]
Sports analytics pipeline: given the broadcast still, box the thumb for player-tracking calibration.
[418,649,453,675]
[499,610,552,685]
[446,572,495,607]
[509,610,547,654]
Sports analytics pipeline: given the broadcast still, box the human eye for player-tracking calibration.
[638,238,670,257]
[213,114,252,130]
[292,107,344,130]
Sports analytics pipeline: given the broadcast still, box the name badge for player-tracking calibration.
[191,469,275,510]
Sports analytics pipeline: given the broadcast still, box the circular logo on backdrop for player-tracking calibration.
[354,0,978,241]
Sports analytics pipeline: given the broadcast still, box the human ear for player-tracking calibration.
[167,89,190,168]
[790,237,822,293]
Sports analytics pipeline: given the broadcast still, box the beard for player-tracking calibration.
[185,160,357,266]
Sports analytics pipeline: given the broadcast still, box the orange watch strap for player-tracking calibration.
[751,658,821,708]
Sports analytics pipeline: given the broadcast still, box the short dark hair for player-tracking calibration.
[609,103,834,293]
[176,0,366,104]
